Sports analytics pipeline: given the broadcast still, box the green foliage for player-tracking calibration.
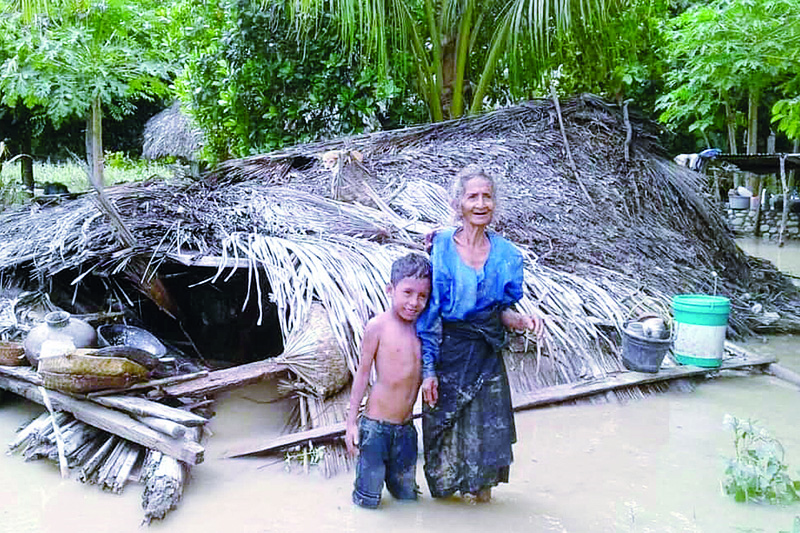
[773,96,800,141]
[656,0,800,146]
[174,0,426,163]
[0,0,174,128]
[722,415,800,505]
[0,160,172,204]
[540,0,670,110]
[285,0,643,120]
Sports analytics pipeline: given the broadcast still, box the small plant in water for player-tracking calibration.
[722,414,800,504]
[284,443,326,472]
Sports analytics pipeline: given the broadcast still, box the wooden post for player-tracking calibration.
[778,154,789,247]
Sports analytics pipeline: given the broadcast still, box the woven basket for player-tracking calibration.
[277,303,351,399]
[0,340,27,366]
[39,370,145,394]
[38,351,150,378]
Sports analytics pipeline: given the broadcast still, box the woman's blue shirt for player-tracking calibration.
[416,227,524,378]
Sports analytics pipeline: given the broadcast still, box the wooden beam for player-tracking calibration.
[0,375,204,465]
[0,365,42,385]
[221,348,777,459]
[160,359,286,397]
[510,352,775,411]
[87,371,209,397]
[91,395,208,426]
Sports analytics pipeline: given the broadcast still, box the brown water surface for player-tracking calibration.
[1,241,799,533]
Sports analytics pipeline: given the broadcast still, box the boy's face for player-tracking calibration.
[388,277,431,322]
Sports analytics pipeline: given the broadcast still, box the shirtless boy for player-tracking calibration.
[345,253,432,509]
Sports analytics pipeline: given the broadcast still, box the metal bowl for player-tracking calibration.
[97,324,167,358]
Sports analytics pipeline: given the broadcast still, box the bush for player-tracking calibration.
[722,415,800,504]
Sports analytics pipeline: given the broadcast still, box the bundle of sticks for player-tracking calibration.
[7,410,200,524]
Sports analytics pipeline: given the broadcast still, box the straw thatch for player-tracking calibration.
[0,94,798,391]
[142,102,204,161]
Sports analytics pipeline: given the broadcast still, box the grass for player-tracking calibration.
[0,157,176,205]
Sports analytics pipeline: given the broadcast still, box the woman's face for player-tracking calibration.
[459,177,495,228]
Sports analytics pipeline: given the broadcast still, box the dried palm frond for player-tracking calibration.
[0,94,798,401]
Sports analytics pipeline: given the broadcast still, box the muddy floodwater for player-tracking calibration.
[1,241,799,533]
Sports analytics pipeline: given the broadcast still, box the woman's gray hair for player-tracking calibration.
[449,165,500,223]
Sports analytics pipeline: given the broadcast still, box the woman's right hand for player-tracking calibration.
[422,376,438,407]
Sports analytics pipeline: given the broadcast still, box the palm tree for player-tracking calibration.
[287,0,622,121]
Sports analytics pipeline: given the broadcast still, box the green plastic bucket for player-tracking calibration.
[671,294,730,367]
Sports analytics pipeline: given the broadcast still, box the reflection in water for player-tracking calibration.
[1,242,798,533]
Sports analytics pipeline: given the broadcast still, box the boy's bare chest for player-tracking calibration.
[376,335,421,376]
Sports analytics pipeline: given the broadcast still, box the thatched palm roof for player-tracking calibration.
[0,95,798,391]
[142,102,204,161]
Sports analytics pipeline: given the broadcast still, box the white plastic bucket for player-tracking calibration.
[671,294,730,368]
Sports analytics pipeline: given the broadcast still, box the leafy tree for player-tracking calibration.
[0,0,173,188]
[657,0,800,154]
[173,0,427,163]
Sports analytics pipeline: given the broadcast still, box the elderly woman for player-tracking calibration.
[416,166,543,502]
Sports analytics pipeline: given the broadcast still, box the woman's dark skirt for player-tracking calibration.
[422,309,516,497]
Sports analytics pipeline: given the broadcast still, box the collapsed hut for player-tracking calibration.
[142,101,205,176]
[1,94,798,523]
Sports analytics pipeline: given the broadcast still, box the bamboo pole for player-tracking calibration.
[79,435,119,483]
[39,387,69,478]
[91,395,207,426]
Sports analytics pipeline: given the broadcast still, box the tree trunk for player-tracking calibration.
[747,90,759,155]
[746,89,760,195]
[85,114,93,170]
[90,96,104,190]
[20,128,34,194]
[724,98,738,155]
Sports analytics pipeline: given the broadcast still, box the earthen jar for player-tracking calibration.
[23,311,97,366]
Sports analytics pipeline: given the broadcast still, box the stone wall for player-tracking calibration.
[727,205,800,240]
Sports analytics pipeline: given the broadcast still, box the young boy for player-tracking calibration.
[345,253,432,509]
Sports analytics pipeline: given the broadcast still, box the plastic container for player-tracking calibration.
[23,311,97,366]
[621,326,672,373]
[728,195,750,210]
[671,294,730,368]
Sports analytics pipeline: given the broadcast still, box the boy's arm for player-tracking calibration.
[345,320,379,456]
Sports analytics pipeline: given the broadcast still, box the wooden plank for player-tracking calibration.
[87,371,209,397]
[160,359,285,397]
[0,365,42,385]
[221,348,777,459]
[91,395,208,426]
[510,352,776,410]
[222,421,349,458]
[0,375,204,465]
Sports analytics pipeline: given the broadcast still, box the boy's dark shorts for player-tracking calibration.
[352,416,419,508]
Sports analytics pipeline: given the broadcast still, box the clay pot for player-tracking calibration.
[23,311,97,366]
